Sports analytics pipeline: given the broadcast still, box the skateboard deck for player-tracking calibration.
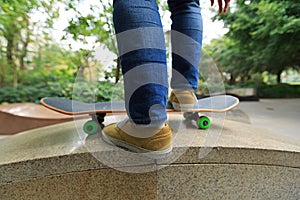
[41,95,239,115]
[40,95,238,133]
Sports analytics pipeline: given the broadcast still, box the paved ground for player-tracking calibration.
[0,99,299,141]
[229,99,300,139]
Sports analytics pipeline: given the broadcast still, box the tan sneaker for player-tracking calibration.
[169,90,197,110]
[102,120,172,156]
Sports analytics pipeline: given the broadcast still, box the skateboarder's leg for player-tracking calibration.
[168,0,203,110]
[102,0,172,154]
[113,0,168,126]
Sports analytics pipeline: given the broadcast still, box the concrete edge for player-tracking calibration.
[1,146,299,185]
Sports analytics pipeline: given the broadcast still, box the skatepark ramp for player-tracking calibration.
[0,117,299,199]
[0,103,80,135]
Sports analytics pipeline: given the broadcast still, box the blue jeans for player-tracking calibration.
[113,0,203,125]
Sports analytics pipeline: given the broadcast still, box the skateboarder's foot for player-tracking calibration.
[102,119,172,156]
[169,90,197,111]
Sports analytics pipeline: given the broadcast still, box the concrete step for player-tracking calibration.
[0,115,299,199]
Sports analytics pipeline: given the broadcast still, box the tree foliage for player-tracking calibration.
[63,0,117,53]
[0,0,123,104]
[0,0,61,87]
[209,0,300,83]
[2,0,299,104]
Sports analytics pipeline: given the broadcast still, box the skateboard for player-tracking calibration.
[40,95,239,135]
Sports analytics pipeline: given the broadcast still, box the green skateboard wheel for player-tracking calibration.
[83,120,99,135]
[198,116,210,129]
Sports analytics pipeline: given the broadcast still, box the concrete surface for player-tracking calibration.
[229,99,300,139]
[0,113,299,199]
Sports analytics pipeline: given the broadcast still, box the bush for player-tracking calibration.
[0,63,122,104]
[257,83,300,98]
[0,81,117,104]
[0,83,55,104]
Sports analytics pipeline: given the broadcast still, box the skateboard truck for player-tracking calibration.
[183,112,211,129]
[83,113,106,135]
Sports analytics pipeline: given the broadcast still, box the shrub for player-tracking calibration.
[257,83,300,98]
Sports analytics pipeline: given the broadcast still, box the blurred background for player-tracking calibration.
[0,0,299,104]
[0,0,299,138]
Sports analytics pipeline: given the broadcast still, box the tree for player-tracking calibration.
[213,0,300,83]
[63,0,170,81]
[204,37,251,84]
[0,0,61,87]
[63,0,117,53]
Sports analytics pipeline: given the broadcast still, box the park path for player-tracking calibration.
[232,99,300,140]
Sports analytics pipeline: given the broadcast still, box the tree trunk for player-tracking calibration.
[36,44,42,68]
[276,71,282,84]
[229,74,236,85]
[0,66,5,86]
[7,37,18,88]
[7,38,14,67]
[13,69,18,88]
[20,19,30,71]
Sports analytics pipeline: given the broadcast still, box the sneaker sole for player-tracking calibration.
[101,131,173,158]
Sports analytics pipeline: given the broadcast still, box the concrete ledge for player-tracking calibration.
[158,164,299,199]
[0,116,299,199]
[1,169,157,199]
